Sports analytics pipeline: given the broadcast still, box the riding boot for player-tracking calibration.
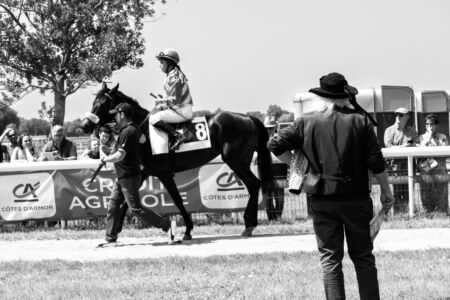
[153,121,186,150]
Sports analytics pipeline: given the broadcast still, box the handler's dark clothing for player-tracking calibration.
[311,194,379,300]
[268,106,385,195]
[113,122,141,179]
[105,122,168,242]
[268,106,385,300]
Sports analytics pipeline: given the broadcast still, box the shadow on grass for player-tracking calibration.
[111,231,312,248]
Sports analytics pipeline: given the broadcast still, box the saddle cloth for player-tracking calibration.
[149,116,211,155]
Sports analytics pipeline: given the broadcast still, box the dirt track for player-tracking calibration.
[0,228,449,262]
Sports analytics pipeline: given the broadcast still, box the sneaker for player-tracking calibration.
[97,239,117,248]
[241,226,256,237]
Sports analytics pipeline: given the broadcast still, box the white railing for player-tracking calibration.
[0,155,229,173]
[1,147,450,218]
[382,146,450,217]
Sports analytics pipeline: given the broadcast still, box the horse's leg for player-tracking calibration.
[158,174,194,241]
[223,147,261,236]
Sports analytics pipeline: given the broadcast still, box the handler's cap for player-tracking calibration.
[394,107,409,115]
[309,72,358,99]
[109,103,133,114]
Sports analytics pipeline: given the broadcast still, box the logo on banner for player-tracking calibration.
[199,164,261,209]
[13,182,40,201]
[216,172,245,191]
[0,172,56,221]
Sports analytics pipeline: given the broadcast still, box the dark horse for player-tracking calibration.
[81,83,274,240]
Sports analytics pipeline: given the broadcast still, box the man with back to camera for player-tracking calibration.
[268,72,394,300]
[383,107,418,213]
[100,102,174,245]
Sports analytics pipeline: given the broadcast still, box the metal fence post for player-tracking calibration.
[408,156,415,217]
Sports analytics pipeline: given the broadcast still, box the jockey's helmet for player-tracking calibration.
[156,49,180,65]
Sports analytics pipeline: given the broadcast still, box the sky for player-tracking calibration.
[10,0,450,121]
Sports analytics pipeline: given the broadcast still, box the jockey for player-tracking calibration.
[150,48,194,151]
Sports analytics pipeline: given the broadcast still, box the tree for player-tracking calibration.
[0,107,20,131]
[19,117,51,135]
[266,105,290,120]
[0,0,164,124]
[38,101,57,125]
[246,111,264,122]
[278,112,294,123]
[64,118,85,136]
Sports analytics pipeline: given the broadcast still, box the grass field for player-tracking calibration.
[0,250,449,299]
[1,217,449,299]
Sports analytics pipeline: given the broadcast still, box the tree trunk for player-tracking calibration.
[53,92,66,125]
[53,77,66,125]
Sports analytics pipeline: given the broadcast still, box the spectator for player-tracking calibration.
[418,114,449,213]
[39,125,77,161]
[39,125,76,227]
[11,134,38,162]
[0,127,19,162]
[82,138,100,160]
[383,107,418,213]
[0,144,8,163]
[264,115,285,221]
[268,72,394,300]
[98,125,116,158]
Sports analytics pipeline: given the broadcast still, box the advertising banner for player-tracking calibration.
[0,171,56,221]
[0,161,264,223]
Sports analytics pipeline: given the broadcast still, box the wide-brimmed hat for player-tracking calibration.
[309,72,358,99]
[109,103,133,114]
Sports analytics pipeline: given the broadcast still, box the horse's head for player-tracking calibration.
[81,83,120,134]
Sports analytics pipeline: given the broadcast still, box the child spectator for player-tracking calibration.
[82,138,100,160]
[98,125,116,158]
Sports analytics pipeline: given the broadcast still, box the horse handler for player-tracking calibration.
[100,102,174,246]
[268,73,394,299]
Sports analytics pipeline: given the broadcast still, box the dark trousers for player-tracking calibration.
[389,159,409,214]
[105,175,167,242]
[266,187,285,220]
[311,194,380,300]
[393,183,408,213]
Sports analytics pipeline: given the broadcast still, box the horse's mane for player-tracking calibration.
[116,90,149,115]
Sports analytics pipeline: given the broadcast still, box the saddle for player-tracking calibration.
[167,122,190,151]
[148,116,211,155]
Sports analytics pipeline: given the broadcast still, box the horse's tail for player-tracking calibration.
[249,116,275,194]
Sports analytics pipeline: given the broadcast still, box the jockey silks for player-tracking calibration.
[164,68,193,107]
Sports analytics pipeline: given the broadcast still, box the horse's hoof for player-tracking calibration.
[241,226,256,237]
[168,239,182,245]
[182,233,192,241]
